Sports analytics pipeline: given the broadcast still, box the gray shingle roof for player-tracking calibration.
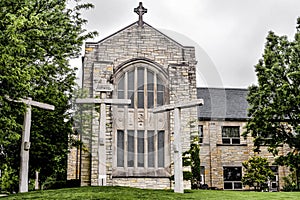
[197,88,249,120]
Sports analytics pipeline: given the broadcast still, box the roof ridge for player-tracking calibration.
[197,87,248,91]
[85,21,195,49]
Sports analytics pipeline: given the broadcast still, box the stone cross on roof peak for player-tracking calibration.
[134,2,147,26]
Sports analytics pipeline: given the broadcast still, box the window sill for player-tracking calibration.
[217,144,247,146]
[112,167,171,177]
[200,143,212,146]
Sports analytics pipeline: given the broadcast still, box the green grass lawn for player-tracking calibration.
[3,186,300,200]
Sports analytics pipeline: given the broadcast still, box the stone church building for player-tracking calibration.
[68,3,289,191]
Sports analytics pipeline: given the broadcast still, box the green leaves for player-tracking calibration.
[245,17,300,190]
[246,18,300,146]
[182,138,201,188]
[0,0,97,192]
[241,156,274,191]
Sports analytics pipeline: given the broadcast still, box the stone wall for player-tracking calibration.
[199,120,290,190]
[78,22,198,189]
[112,178,192,190]
[67,146,79,180]
[113,178,171,189]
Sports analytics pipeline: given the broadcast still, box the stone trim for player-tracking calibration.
[216,144,247,146]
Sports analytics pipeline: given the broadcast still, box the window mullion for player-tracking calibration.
[133,67,137,168]
[144,68,148,169]
[154,130,158,168]
[124,72,128,168]
[154,73,157,107]
[145,130,148,168]
[124,130,128,168]
[124,72,128,99]
[144,67,147,109]
[134,67,138,109]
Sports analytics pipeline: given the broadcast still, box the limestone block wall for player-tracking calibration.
[67,147,79,180]
[113,178,171,189]
[199,120,290,190]
[79,108,93,186]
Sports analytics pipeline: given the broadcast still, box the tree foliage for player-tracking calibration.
[241,156,274,191]
[244,18,300,189]
[182,138,202,189]
[0,0,97,192]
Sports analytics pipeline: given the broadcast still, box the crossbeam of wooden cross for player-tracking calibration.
[153,99,203,193]
[76,95,130,186]
[7,97,55,193]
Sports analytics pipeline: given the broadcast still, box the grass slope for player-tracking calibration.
[3,186,300,200]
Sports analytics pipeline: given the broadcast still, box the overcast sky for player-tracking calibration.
[73,0,300,88]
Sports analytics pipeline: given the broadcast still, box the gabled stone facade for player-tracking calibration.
[68,15,198,189]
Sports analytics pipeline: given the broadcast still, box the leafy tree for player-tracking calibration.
[0,0,97,192]
[70,87,95,150]
[282,171,298,191]
[241,156,274,191]
[244,18,300,190]
[182,138,202,189]
[0,164,19,193]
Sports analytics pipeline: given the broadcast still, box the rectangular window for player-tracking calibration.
[137,131,144,167]
[118,91,124,99]
[147,71,154,90]
[117,77,125,108]
[269,166,279,191]
[222,126,240,144]
[147,91,154,108]
[148,131,155,167]
[138,91,144,108]
[223,167,242,190]
[137,68,144,88]
[128,90,134,108]
[157,91,164,106]
[199,125,203,143]
[200,166,205,184]
[137,68,144,108]
[117,130,165,169]
[158,131,165,167]
[117,130,124,167]
[128,71,134,108]
[147,70,154,108]
[128,71,134,90]
[256,132,273,146]
[157,78,164,106]
[127,130,134,167]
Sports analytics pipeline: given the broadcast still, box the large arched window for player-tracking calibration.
[113,62,169,177]
[117,66,165,109]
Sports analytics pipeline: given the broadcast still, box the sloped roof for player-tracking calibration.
[197,88,249,120]
[86,21,194,49]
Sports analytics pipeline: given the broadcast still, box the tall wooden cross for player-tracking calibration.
[14,97,55,193]
[153,99,203,193]
[134,2,147,26]
[76,83,130,186]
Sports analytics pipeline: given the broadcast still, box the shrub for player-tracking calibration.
[0,164,18,193]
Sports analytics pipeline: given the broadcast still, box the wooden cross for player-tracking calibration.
[134,2,147,26]
[153,99,203,193]
[76,84,130,186]
[13,97,55,193]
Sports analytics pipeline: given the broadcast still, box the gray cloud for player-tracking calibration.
[75,0,300,88]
